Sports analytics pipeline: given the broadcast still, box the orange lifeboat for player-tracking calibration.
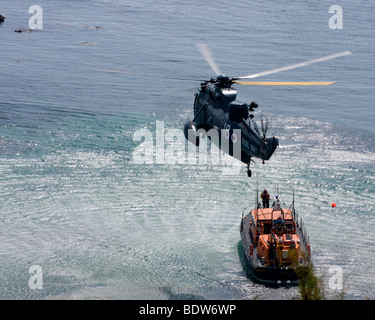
[239,191,311,286]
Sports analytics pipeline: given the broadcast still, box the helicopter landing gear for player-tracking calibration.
[247,163,252,178]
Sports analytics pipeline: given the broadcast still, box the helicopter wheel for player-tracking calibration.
[247,163,252,178]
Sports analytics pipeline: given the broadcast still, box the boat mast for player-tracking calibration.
[292,189,295,220]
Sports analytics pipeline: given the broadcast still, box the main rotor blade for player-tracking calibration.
[196,43,221,76]
[152,86,200,96]
[152,81,218,96]
[238,51,351,79]
[79,67,206,82]
[234,81,336,85]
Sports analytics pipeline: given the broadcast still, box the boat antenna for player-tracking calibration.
[255,172,259,216]
[292,188,295,218]
[256,172,258,206]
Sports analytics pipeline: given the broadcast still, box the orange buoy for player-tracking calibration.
[331,203,336,208]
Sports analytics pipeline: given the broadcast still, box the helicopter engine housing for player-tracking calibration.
[228,102,249,122]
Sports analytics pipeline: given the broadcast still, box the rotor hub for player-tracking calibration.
[216,74,233,87]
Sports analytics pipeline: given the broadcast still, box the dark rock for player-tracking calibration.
[0,14,5,23]
[82,25,102,30]
[14,29,34,33]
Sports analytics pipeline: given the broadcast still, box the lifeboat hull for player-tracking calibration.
[239,206,310,287]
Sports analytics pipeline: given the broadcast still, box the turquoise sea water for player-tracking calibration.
[0,0,374,299]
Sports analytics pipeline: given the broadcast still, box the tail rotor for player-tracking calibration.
[260,115,269,140]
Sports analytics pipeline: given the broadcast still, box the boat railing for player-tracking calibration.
[241,205,253,218]
[292,204,310,246]
[295,215,309,245]
[258,254,310,268]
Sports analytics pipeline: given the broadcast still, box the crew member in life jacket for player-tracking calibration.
[273,215,286,236]
[276,238,284,266]
[260,189,270,208]
[268,234,277,266]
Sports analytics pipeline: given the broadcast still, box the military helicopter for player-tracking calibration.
[185,44,350,177]
[83,45,351,177]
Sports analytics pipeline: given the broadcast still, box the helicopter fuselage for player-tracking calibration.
[184,77,279,170]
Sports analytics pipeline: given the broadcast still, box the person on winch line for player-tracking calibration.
[260,189,270,208]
